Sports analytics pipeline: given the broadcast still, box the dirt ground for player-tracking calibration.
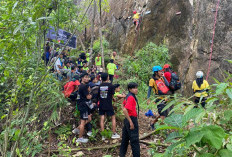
[44,109,166,157]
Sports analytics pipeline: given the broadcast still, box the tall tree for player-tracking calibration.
[89,0,97,67]
[99,0,105,70]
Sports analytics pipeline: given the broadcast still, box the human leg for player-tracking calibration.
[120,119,130,157]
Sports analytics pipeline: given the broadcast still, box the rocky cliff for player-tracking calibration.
[85,0,232,95]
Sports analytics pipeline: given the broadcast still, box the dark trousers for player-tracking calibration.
[194,97,207,108]
[109,74,114,83]
[120,117,140,157]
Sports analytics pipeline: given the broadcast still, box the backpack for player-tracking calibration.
[155,79,169,94]
[169,72,181,91]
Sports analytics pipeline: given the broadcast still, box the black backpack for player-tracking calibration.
[169,72,181,91]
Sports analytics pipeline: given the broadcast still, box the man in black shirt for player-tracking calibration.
[76,73,91,143]
[98,73,120,140]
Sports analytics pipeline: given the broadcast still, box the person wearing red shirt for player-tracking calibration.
[63,76,80,98]
[163,64,172,83]
[120,82,140,157]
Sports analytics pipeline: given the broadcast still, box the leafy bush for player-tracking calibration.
[93,38,109,53]
[149,62,232,156]
[116,42,170,106]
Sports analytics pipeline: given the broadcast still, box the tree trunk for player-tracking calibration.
[76,31,86,53]
[99,0,105,70]
[89,0,96,67]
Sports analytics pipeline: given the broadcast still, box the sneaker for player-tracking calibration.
[87,131,92,137]
[76,137,88,143]
[102,136,106,141]
[111,133,120,139]
[72,128,79,135]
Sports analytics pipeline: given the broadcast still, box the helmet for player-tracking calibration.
[163,64,171,69]
[133,10,137,14]
[196,71,204,78]
[152,66,162,72]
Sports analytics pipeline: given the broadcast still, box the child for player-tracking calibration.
[107,59,117,83]
[113,84,126,101]
[76,73,91,143]
[120,82,140,157]
[98,73,120,140]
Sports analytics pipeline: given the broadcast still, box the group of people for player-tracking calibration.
[45,41,210,156]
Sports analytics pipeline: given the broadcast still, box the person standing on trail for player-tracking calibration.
[107,59,117,83]
[192,71,209,108]
[132,10,140,31]
[120,82,140,157]
[163,64,181,93]
[98,73,120,140]
[76,73,92,143]
[95,53,102,71]
[111,51,117,61]
[45,42,51,66]
[147,66,171,130]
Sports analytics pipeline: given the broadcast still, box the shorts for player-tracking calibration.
[78,102,89,120]
[99,109,115,116]
[156,100,169,117]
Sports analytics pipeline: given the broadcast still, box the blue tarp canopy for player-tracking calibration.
[47,26,77,48]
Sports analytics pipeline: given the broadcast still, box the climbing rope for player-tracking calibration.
[206,0,220,81]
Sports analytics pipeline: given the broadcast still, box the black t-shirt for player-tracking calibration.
[98,82,115,111]
[78,83,89,104]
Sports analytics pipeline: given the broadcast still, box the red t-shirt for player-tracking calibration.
[164,72,172,83]
[123,96,137,117]
[63,80,80,98]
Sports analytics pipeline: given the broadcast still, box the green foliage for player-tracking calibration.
[54,124,72,141]
[100,129,112,139]
[116,42,170,107]
[0,0,85,156]
[93,38,109,53]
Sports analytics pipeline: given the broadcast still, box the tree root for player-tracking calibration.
[44,130,168,153]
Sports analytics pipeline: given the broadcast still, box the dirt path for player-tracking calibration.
[71,111,165,157]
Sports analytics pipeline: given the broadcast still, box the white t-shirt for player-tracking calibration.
[54,58,61,71]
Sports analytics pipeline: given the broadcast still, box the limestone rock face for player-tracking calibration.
[84,0,232,95]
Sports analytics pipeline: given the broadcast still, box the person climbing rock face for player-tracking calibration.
[192,71,209,108]
[147,66,172,130]
[132,10,140,31]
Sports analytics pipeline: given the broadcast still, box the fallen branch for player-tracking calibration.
[44,130,162,153]
[140,140,169,147]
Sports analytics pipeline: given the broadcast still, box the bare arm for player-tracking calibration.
[122,108,134,130]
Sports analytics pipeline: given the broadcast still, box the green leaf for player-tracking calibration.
[226,89,232,100]
[226,144,232,151]
[182,108,204,126]
[36,17,53,21]
[13,23,23,35]
[201,125,226,149]
[215,83,229,95]
[218,149,232,157]
[199,153,215,157]
[185,130,204,147]
[13,1,19,10]
[224,110,232,121]
[166,140,185,153]
[161,99,176,113]
[155,125,181,131]
[164,114,183,128]
[166,131,183,142]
